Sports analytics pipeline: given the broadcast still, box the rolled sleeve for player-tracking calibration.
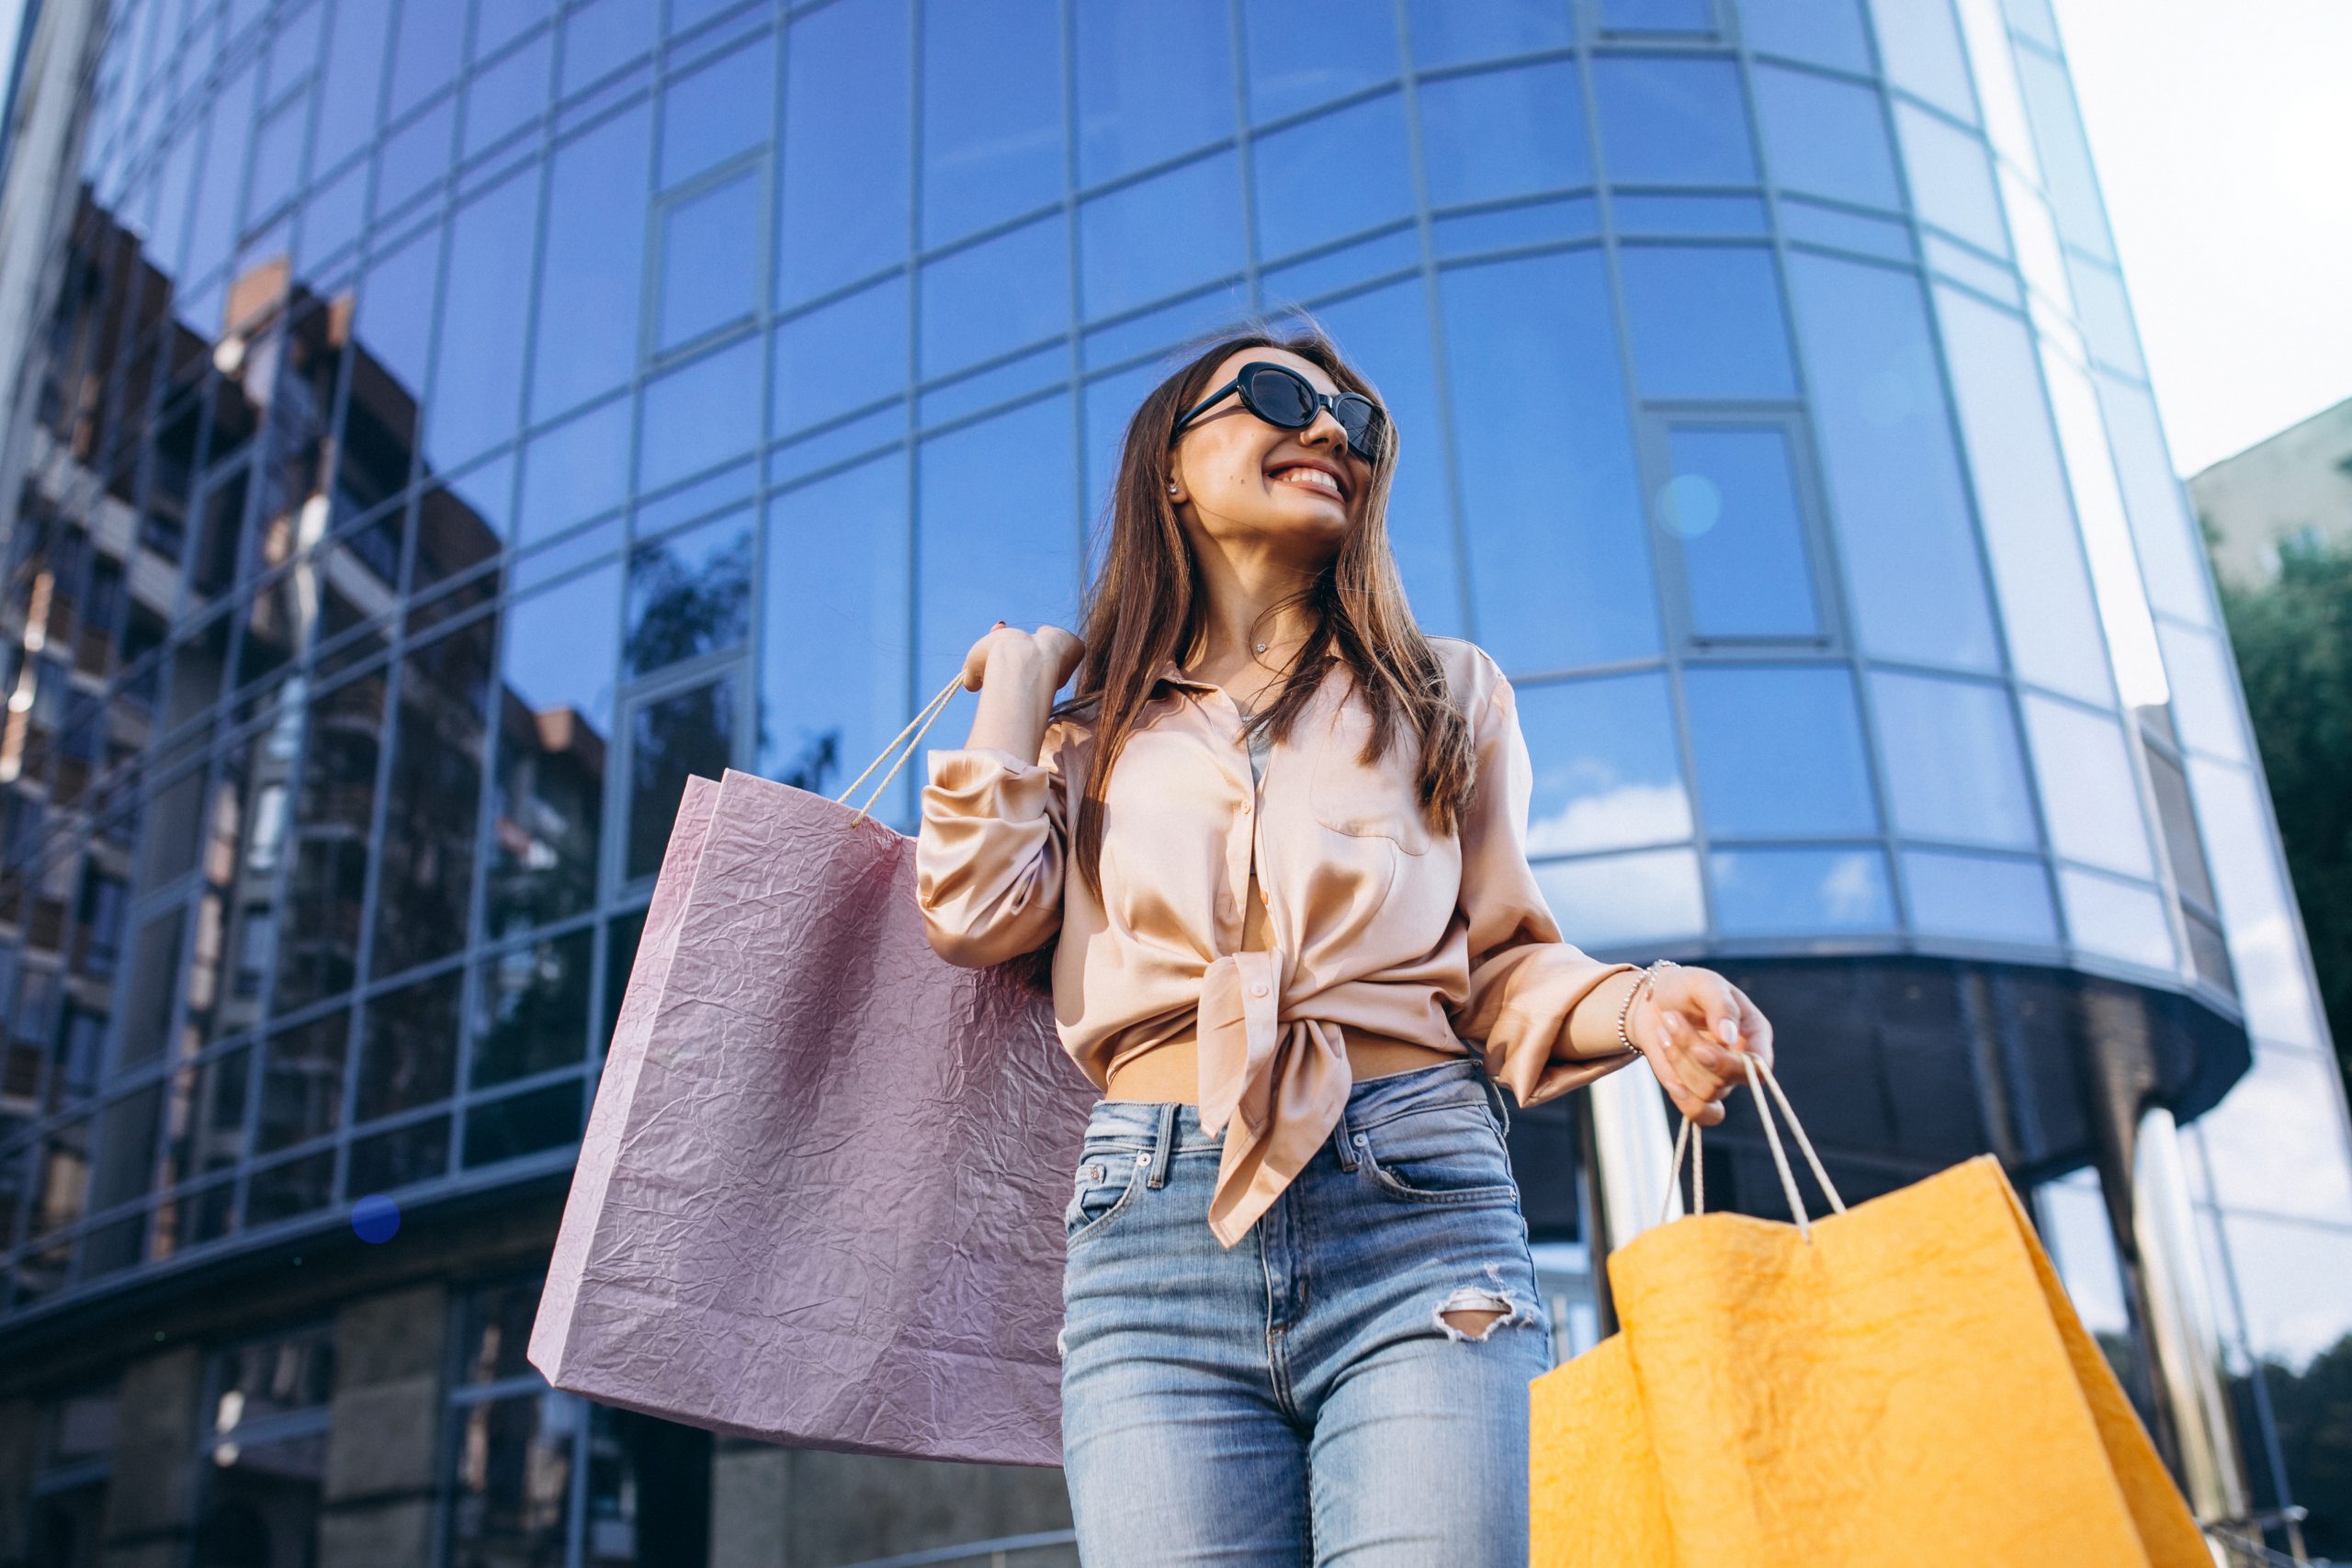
[1447,678,1640,1108]
[914,729,1069,969]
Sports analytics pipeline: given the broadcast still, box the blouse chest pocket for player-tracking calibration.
[1308,697,1433,856]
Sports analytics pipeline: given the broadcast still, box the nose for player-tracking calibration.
[1301,405,1350,450]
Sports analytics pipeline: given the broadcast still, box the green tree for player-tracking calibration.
[2212,532,2352,1100]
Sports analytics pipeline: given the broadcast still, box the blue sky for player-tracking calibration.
[2051,0,2352,476]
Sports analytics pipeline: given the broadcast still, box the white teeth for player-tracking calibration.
[1275,468,1340,495]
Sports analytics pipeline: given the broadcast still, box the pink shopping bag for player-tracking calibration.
[530,681,1095,1465]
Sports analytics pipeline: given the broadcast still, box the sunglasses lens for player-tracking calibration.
[1334,395,1379,455]
[1244,367,1317,427]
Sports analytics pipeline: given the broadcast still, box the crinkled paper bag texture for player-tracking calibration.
[530,769,1094,1466]
[1530,1154,2209,1567]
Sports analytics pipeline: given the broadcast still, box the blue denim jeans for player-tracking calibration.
[1057,1056,1555,1567]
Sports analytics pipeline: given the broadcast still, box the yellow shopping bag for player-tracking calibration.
[1531,1056,2211,1567]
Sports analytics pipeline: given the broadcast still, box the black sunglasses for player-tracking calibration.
[1170,361,1386,462]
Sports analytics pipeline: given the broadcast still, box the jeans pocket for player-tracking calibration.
[1065,1146,1149,1245]
[1354,1100,1518,1204]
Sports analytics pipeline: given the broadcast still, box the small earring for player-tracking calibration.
[1167,482,1179,495]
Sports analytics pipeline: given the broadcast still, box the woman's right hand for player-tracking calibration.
[961,621,1085,695]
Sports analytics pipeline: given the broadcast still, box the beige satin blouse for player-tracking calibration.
[914,635,1641,1247]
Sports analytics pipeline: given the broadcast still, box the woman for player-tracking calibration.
[914,322,1772,1566]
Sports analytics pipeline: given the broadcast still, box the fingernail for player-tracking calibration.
[1716,1019,1741,1046]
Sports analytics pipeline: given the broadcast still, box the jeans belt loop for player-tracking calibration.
[1148,1101,1178,1189]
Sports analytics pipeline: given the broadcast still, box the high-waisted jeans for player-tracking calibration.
[1057,1056,1555,1567]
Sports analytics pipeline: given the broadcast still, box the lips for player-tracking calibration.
[1268,461,1347,502]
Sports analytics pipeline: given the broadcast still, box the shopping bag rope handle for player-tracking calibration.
[833,669,968,825]
[1662,1055,1848,1242]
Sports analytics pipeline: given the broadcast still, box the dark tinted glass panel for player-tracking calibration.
[457,1275,545,1385]
[532,106,652,418]
[1754,62,1898,209]
[602,908,645,1052]
[1657,423,1818,637]
[1518,671,1691,855]
[462,1078,582,1167]
[658,171,763,354]
[356,965,463,1121]
[371,620,495,976]
[257,1010,351,1153]
[919,214,1069,378]
[1619,246,1794,400]
[1440,252,1659,672]
[771,276,908,436]
[626,672,739,882]
[1735,0,1870,69]
[162,1044,252,1188]
[1683,665,1876,837]
[1078,152,1244,321]
[582,1405,713,1566]
[626,509,752,678]
[516,397,631,545]
[347,1113,450,1190]
[115,905,185,1068]
[469,928,594,1089]
[427,170,537,469]
[1417,62,1589,209]
[759,455,911,806]
[923,0,1062,243]
[776,0,908,305]
[1405,0,1572,67]
[639,334,762,491]
[352,221,441,444]
[1589,56,1755,185]
[208,1324,335,1428]
[1785,254,1996,670]
[1867,671,2035,849]
[1075,0,1235,185]
[89,1083,163,1213]
[1710,846,1894,934]
[1242,0,1397,122]
[1251,91,1414,259]
[413,462,513,599]
[447,1393,574,1562]
[247,1148,335,1223]
[488,564,619,938]
[661,39,772,188]
[917,395,1079,695]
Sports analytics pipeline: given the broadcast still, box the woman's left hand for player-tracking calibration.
[1627,964,1774,1128]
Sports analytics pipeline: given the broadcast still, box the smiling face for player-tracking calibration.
[1166,346,1374,565]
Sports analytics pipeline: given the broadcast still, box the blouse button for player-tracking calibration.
[1250,982,1269,998]
[1238,801,1251,814]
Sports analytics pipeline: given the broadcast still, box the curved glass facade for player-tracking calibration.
[0,0,2346,1560]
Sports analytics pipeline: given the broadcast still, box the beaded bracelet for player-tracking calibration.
[1616,959,1679,1055]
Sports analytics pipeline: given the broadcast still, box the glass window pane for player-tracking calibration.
[349,1114,451,1191]
[1242,0,1398,123]
[247,92,311,224]
[759,455,912,813]
[2217,1213,2352,1372]
[1075,0,1235,186]
[1894,104,2005,254]
[639,333,762,492]
[658,170,763,353]
[2154,621,2245,764]
[919,214,1069,378]
[1405,0,1572,68]
[2056,866,2174,970]
[772,276,908,437]
[389,0,466,118]
[1902,849,2057,944]
[447,1391,577,1563]
[923,0,1062,244]
[373,97,456,221]
[1440,252,1661,672]
[516,398,630,546]
[464,1079,584,1167]
[1928,285,2110,705]
[90,1084,163,1213]
[315,0,396,172]
[1417,61,1590,209]
[1754,62,1898,209]
[1250,90,1415,260]
[356,964,464,1121]
[2020,693,2154,877]
[559,0,653,95]
[581,1405,713,1565]
[1620,246,1795,400]
[277,672,388,1010]
[917,392,1079,694]
[659,36,772,189]
[1601,0,1716,30]
[354,222,441,439]
[475,0,554,59]
[184,65,260,287]
[258,1010,351,1154]
[532,106,652,418]
[1868,671,2035,848]
[1518,672,1692,855]
[1735,0,1870,70]
[1710,846,1895,934]
[2011,48,2113,262]
[428,170,537,469]
[372,623,496,976]
[1684,665,1877,837]
[1864,0,1974,120]
[2196,1046,2352,1226]
[1534,847,1705,949]
[1312,280,1462,637]
[463,30,552,160]
[488,564,619,939]
[777,0,908,305]
[1786,252,1999,670]
[2187,756,2324,1051]
[627,509,752,679]
[626,671,740,882]
[1658,424,1820,638]
[2095,376,2210,628]
[1589,56,1756,185]
[1079,150,1244,321]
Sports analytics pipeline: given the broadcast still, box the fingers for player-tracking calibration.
[1651,1010,1731,1126]
[1730,984,1774,1071]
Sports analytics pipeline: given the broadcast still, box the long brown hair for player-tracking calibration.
[1047,314,1481,905]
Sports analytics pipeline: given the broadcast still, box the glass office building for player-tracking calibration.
[0,0,2346,1562]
